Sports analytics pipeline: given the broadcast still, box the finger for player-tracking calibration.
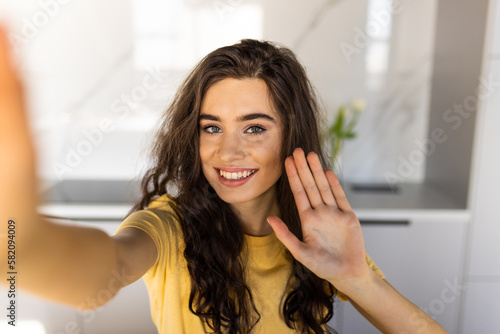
[284,156,312,212]
[267,215,307,262]
[267,216,324,276]
[325,169,352,212]
[292,148,324,208]
[306,151,337,208]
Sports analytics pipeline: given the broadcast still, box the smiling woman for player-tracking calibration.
[124,39,337,333]
[119,38,446,334]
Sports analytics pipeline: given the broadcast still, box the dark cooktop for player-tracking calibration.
[42,179,142,205]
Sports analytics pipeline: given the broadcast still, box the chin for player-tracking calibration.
[213,190,255,204]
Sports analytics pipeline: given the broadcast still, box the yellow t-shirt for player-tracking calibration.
[114,194,384,333]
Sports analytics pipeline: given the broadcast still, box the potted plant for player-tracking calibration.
[323,99,366,170]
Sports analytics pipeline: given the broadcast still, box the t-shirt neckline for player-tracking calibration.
[244,231,279,247]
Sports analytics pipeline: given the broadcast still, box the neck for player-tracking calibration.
[230,189,280,237]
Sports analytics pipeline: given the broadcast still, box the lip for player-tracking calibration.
[214,167,258,187]
[215,166,258,172]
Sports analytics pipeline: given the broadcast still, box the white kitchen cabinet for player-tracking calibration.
[461,282,500,333]
[331,213,468,334]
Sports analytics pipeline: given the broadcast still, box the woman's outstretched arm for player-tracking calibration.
[267,148,447,333]
[0,26,156,310]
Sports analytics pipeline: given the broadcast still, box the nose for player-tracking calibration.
[217,131,245,161]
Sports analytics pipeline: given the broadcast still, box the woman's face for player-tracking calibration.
[199,78,284,207]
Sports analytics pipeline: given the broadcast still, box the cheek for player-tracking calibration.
[254,137,283,171]
[199,140,214,161]
[198,142,213,179]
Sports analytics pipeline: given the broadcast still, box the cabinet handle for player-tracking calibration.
[41,214,121,222]
[359,219,410,226]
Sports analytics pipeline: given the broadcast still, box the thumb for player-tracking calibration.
[267,216,305,260]
[267,216,323,278]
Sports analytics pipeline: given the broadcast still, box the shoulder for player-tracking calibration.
[114,194,185,276]
[118,194,182,228]
[132,194,183,227]
[115,194,184,253]
[146,194,183,219]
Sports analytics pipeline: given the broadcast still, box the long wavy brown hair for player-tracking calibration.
[128,39,336,333]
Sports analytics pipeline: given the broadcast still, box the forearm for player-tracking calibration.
[333,270,447,333]
[0,148,123,309]
[4,217,123,310]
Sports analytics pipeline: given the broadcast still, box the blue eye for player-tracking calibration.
[201,125,266,135]
[202,125,222,134]
[246,126,266,135]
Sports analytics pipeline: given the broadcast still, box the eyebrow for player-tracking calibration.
[198,112,277,124]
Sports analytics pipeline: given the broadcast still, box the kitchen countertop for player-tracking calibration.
[38,179,470,223]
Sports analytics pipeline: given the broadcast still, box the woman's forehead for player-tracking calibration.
[200,78,281,122]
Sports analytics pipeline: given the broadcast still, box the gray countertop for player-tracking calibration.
[38,179,470,222]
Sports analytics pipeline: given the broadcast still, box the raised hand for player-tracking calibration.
[267,148,370,290]
[0,25,40,245]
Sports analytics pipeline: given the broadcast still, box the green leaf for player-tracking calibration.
[345,112,360,133]
[328,123,336,135]
[332,110,345,133]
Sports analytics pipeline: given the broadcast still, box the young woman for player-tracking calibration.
[0,26,446,333]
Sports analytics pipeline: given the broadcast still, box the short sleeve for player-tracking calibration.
[113,195,183,278]
[335,253,385,302]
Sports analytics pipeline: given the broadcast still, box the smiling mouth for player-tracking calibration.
[216,168,258,180]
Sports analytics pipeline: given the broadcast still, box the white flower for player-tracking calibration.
[350,99,367,113]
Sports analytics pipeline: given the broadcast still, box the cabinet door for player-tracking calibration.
[338,218,466,334]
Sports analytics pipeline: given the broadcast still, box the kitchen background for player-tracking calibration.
[0,0,499,333]
[0,0,438,183]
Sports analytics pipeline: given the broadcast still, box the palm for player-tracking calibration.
[268,148,369,288]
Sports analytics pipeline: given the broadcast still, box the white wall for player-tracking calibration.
[0,0,438,184]
[459,0,500,332]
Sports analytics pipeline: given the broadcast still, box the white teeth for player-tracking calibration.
[219,169,256,180]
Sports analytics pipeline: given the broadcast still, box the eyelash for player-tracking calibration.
[201,125,267,136]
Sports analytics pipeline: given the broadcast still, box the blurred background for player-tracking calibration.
[0,0,499,333]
